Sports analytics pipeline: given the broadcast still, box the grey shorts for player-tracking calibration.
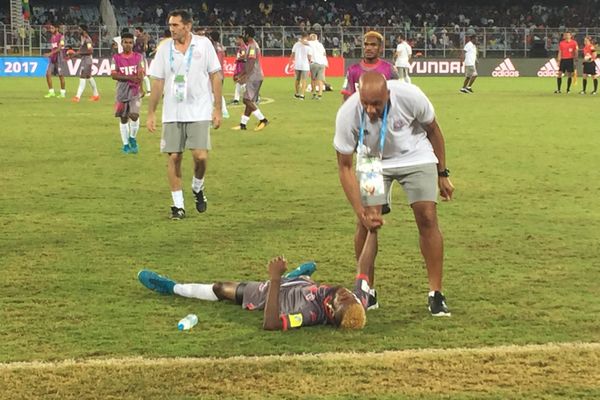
[48,60,64,76]
[244,80,262,102]
[383,163,438,205]
[295,69,309,80]
[80,57,93,77]
[160,121,211,153]
[241,281,268,310]
[465,65,477,77]
[310,63,325,81]
[115,97,141,118]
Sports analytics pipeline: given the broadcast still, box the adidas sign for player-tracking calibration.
[537,58,559,77]
[492,58,520,77]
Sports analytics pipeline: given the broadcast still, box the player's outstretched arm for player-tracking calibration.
[357,230,377,278]
[263,256,287,331]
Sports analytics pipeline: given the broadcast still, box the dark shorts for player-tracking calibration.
[48,60,64,76]
[583,61,597,75]
[559,59,574,73]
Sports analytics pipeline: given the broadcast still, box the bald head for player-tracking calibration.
[359,72,389,122]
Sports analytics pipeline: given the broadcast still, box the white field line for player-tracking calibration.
[1,341,598,371]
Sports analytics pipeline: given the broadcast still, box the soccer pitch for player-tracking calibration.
[1,76,599,399]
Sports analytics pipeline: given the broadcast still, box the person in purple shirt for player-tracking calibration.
[138,229,383,331]
[111,32,144,154]
[44,23,66,98]
[341,31,398,101]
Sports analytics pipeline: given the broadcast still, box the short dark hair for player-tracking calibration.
[244,26,256,38]
[79,24,88,33]
[168,9,193,25]
[121,28,130,35]
[209,31,220,42]
[301,32,309,38]
[135,26,144,32]
[121,32,134,40]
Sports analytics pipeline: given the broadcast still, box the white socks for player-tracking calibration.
[171,190,184,209]
[221,96,228,116]
[252,109,265,121]
[234,83,243,101]
[119,123,130,145]
[240,115,250,125]
[60,89,66,96]
[143,76,151,92]
[192,177,204,193]
[129,119,140,138]
[88,78,98,96]
[48,88,55,94]
[76,78,86,98]
[174,283,218,301]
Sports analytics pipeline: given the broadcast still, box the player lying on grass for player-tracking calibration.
[139,229,381,330]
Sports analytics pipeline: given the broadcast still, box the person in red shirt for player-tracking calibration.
[555,31,579,94]
[580,36,598,95]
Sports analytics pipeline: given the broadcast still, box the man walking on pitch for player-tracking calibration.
[335,72,454,316]
[460,35,477,93]
[111,32,144,154]
[44,23,66,98]
[71,25,100,102]
[147,9,223,220]
[394,33,412,84]
[290,32,312,100]
[232,35,247,105]
[231,27,269,132]
[341,31,398,101]
[555,31,578,94]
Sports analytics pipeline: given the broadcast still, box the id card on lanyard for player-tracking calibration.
[170,42,195,103]
[356,103,388,205]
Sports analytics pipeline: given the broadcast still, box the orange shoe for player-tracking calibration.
[71,96,80,103]
[89,95,100,102]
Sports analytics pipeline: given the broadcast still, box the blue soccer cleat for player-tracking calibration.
[138,269,176,294]
[122,144,131,154]
[284,261,317,278]
[128,137,138,154]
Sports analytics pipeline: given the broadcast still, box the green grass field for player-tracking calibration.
[1,75,599,399]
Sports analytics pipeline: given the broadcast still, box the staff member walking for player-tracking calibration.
[147,9,223,220]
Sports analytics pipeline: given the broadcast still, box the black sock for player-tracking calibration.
[557,77,562,90]
[594,79,598,92]
[567,77,572,91]
[583,79,587,92]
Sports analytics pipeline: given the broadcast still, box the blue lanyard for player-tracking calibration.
[169,40,195,75]
[358,102,389,156]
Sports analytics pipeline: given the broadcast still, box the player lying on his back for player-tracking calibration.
[139,228,381,330]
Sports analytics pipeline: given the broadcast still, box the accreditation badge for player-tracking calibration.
[356,144,385,203]
[173,74,187,102]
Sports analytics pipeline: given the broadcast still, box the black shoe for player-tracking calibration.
[466,87,473,93]
[428,291,451,317]
[382,204,391,215]
[170,206,185,220]
[231,99,240,105]
[554,90,561,94]
[367,288,379,310]
[193,190,207,213]
[460,88,469,93]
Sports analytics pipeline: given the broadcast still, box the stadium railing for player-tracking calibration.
[2,24,600,59]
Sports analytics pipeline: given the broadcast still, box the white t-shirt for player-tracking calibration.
[395,41,412,68]
[149,34,221,123]
[463,41,477,66]
[333,80,438,169]
[308,40,328,66]
[292,41,312,71]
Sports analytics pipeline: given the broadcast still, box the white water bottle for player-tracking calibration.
[177,314,198,331]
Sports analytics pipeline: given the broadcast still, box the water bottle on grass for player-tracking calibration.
[178,314,198,331]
